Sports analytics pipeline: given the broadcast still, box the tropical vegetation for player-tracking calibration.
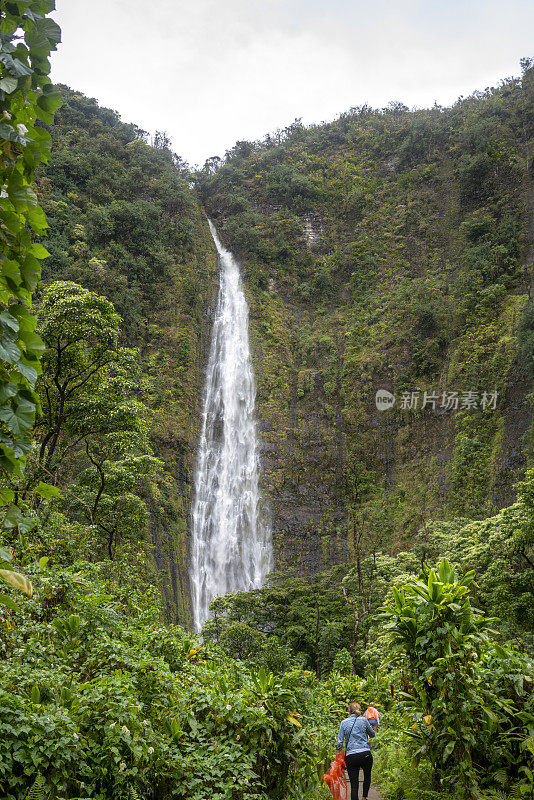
[0,2,533,797]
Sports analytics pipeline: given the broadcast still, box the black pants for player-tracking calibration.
[345,751,373,800]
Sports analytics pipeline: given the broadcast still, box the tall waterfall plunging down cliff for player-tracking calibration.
[190,221,273,631]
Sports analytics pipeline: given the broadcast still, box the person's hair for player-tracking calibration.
[348,702,361,715]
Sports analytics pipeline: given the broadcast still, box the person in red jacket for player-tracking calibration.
[363,702,380,731]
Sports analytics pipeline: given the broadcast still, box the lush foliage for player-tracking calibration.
[1,43,534,800]
[204,470,534,677]
[0,551,346,800]
[203,569,352,676]
[379,558,534,797]
[199,476,534,798]
[0,0,61,475]
[0,0,61,616]
[195,74,534,798]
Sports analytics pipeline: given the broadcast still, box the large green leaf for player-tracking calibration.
[438,558,453,583]
[0,121,18,142]
[0,339,21,364]
[0,450,19,474]
[9,184,38,212]
[0,382,17,403]
[0,398,35,434]
[28,242,50,259]
[3,504,37,534]
[35,480,61,500]
[0,593,20,612]
[34,18,62,46]
[18,329,45,356]
[0,311,19,333]
[10,304,37,334]
[0,207,23,234]
[0,76,18,94]
[443,740,455,760]
[15,359,39,387]
[0,568,33,596]
[0,53,32,77]
[21,253,42,290]
[3,504,22,529]
[25,203,48,233]
[1,258,22,288]
[37,89,62,113]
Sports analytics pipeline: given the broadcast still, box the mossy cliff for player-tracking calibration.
[37,88,217,623]
[199,65,534,574]
[39,68,534,617]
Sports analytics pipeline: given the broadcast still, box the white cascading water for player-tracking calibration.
[190,220,272,631]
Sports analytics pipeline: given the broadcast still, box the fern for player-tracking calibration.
[26,772,47,800]
[492,770,511,789]
[129,787,141,800]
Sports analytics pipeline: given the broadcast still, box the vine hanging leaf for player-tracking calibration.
[0,0,61,477]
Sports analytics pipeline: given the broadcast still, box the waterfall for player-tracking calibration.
[190,220,272,631]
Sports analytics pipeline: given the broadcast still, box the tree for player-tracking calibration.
[202,570,352,674]
[69,351,159,560]
[219,621,265,660]
[341,497,396,663]
[202,156,223,175]
[35,281,159,558]
[379,558,534,797]
[36,281,121,473]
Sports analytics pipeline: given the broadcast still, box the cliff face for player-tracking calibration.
[200,68,534,574]
[40,71,534,618]
[38,88,217,624]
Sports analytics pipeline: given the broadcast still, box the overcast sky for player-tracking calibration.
[51,0,534,167]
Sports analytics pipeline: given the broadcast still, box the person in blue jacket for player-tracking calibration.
[336,701,376,800]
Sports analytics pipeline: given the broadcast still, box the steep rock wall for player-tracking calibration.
[201,70,534,574]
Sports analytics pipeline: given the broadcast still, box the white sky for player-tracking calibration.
[51,0,534,168]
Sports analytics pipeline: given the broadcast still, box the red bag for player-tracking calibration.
[323,751,347,800]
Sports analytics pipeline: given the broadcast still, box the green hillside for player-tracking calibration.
[199,63,534,573]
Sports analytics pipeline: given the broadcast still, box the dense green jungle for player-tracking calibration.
[1,3,534,799]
